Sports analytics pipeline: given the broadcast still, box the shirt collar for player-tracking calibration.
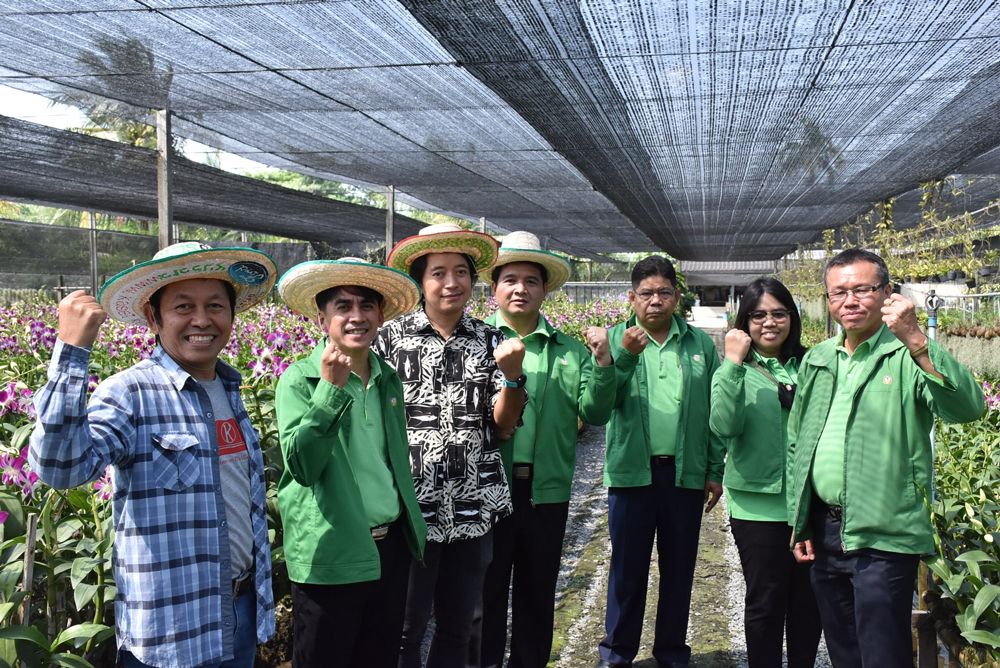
[151,346,239,392]
[408,306,476,339]
[836,323,890,357]
[495,311,553,341]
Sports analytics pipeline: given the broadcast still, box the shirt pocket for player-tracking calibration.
[151,432,201,492]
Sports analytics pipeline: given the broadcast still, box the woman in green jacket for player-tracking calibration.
[710,277,821,668]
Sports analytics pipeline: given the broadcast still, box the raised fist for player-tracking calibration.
[621,326,649,356]
[584,326,612,366]
[58,290,108,349]
[494,337,526,381]
[881,293,925,352]
[724,328,753,365]
[321,340,353,388]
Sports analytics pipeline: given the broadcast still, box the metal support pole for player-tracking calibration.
[89,212,99,295]
[385,185,395,262]
[479,216,486,233]
[157,110,174,249]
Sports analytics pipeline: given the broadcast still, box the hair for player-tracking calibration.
[490,261,548,286]
[631,255,677,289]
[824,248,890,289]
[148,279,236,326]
[315,284,384,313]
[409,253,478,285]
[733,277,807,365]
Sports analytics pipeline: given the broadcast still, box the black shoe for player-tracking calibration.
[593,661,631,668]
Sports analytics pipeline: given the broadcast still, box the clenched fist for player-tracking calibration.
[880,293,925,351]
[494,337,526,381]
[621,325,649,356]
[58,290,108,349]
[584,326,612,366]
[724,328,753,365]
[321,340,353,388]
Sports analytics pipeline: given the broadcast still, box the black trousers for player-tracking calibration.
[809,502,920,668]
[476,477,569,668]
[600,460,704,666]
[291,519,412,668]
[729,517,822,668]
[399,531,494,668]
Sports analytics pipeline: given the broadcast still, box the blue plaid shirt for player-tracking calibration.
[29,341,275,668]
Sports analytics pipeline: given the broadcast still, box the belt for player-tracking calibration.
[233,573,253,599]
[826,504,844,522]
[371,524,390,541]
[650,455,676,466]
[512,464,533,480]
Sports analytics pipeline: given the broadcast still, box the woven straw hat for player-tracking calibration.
[98,241,277,325]
[386,223,498,275]
[278,258,421,321]
[483,231,572,291]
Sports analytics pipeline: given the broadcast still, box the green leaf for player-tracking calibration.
[50,624,113,652]
[0,561,23,600]
[961,629,1000,648]
[72,583,99,611]
[0,626,48,649]
[69,557,105,589]
[0,592,26,624]
[956,550,991,562]
[0,493,25,540]
[973,584,1000,619]
[48,653,97,668]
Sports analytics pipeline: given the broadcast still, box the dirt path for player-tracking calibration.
[551,425,736,668]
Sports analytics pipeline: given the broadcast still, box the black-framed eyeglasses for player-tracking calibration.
[635,289,676,302]
[748,309,790,324]
[825,283,887,304]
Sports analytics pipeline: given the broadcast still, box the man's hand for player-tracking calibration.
[792,540,816,563]
[58,290,108,348]
[724,328,752,365]
[704,481,722,513]
[494,337,526,381]
[881,293,926,352]
[621,326,649,356]
[584,326,612,366]
[321,340,352,388]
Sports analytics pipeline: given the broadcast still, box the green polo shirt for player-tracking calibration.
[345,351,401,527]
[810,326,886,506]
[642,324,683,457]
[497,315,550,464]
[727,351,797,522]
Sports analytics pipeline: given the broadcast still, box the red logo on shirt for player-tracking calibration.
[217,419,247,457]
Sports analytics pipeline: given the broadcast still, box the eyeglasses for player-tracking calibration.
[635,289,676,302]
[825,283,887,304]
[748,309,790,324]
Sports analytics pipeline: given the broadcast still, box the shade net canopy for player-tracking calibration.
[0,115,424,244]
[2,0,1000,260]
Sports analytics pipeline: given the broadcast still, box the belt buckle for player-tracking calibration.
[512,465,532,480]
[827,505,843,522]
[371,525,389,541]
[233,573,252,598]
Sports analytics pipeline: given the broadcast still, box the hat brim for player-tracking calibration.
[278,260,421,321]
[482,248,572,292]
[98,247,277,325]
[387,230,498,275]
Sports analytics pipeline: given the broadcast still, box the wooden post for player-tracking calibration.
[19,514,37,626]
[89,212,99,295]
[385,185,395,263]
[157,110,174,250]
[911,609,937,668]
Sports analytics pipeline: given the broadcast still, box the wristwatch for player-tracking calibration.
[502,373,527,389]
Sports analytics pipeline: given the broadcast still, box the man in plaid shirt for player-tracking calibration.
[29,243,276,668]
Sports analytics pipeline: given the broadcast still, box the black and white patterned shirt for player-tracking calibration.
[374,308,517,543]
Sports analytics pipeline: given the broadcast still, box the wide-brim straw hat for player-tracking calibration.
[387,222,498,276]
[482,231,572,291]
[98,241,277,325]
[278,258,421,321]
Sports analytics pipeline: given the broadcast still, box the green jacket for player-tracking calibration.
[710,358,792,496]
[788,332,984,554]
[485,312,616,504]
[276,342,427,584]
[605,314,725,489]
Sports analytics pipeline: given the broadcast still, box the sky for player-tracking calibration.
[0,84,271,174]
